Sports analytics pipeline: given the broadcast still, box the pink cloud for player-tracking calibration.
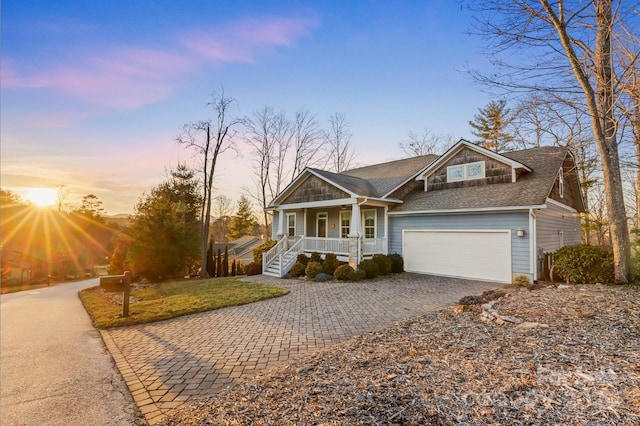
[3,15,318,113]
[181,15,318,63]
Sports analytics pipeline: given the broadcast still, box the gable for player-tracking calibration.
[548,154,584,211]
[425,147,516,191]
[281,175,350,204]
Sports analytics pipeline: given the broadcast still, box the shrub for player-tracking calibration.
[334,264,356,281]
[359,260,379,279]
[309,252,322,263]
[253,240,277,263]
[372,254,392,275]
[553,244,614,284]
[236,262,245,275]
[355,270,367,281]
[305,261,324,279]
[289,262,307,278]
[296,253,309,266]
[313,273,333,282]
[389,253,404,273]
[323,253,340,275]
[512,274,531,286]
[246,262,262,276]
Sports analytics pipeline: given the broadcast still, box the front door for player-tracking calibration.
[317,212,328,238]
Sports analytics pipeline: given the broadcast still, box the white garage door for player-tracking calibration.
[403,229,512,283]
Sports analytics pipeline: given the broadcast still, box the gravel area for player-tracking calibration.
[161,283,640,425]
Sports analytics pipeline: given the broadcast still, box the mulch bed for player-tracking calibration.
[161,284,640,425]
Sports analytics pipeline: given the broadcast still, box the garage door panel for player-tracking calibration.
[403,230,511,283]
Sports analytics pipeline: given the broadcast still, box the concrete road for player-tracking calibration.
[1,279,140,425]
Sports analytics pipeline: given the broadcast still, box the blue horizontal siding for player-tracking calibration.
[389,212,531,276]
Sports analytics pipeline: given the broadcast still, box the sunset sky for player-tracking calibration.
[2,0,492,214]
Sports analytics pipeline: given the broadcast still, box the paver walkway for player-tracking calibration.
[103,273,499,424]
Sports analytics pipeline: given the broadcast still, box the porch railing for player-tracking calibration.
[263,237,288,267]
[262,236,388,277]
[301,237,387,255]
[303,237,350,254]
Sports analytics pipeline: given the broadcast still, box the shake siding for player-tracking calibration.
[535,203,581,254]
[388,212,531,275]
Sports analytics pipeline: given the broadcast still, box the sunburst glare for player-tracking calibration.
[24,188,57,208]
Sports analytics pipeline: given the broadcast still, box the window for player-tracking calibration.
[286,213,296,237]
[340,211,350,238]
[558,167,564,197]
[447,161,485,182]
[363,210,376,239]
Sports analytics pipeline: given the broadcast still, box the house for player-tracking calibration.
[211,236,264,266]
[263,139,585,283]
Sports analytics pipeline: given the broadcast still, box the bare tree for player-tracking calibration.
[324,112,356,172]
[176,91,240,278]
[243,106,292,232]
[399,129,454,157]
[291,109,323,179]
[615,28,640,229]
[56,185,70,213]
[210,195,233,244]
[470,0,633,282]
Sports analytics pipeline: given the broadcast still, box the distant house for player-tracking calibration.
[263,139,585,283]
[1,251,49,284]
[211,236,264,266]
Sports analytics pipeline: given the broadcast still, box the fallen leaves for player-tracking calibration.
[162,284,640,425]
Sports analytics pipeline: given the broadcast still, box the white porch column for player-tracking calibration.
[348,202,362,268]
[349,202,361,237]
[277,209,286,238]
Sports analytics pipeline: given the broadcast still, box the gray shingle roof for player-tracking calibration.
[322,154,439,198]
[391,146,569,212]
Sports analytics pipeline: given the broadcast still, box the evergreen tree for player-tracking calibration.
[127,163,201,282]
[227,195,258,241]
[216,248,222,277]
[206,240,216,277]
[222,245,229,277]
[468,100,514,152]
[231,259,236,276]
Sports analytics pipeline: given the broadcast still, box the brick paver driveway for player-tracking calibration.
[102,273,499,424]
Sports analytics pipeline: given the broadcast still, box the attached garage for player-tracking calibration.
[403,229,512,283]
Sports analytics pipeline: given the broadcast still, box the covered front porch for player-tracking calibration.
[263,198,391,277]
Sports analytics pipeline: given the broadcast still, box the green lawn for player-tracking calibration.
[79,277,289,328]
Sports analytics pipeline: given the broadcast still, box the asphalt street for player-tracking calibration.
[1,279,139,425]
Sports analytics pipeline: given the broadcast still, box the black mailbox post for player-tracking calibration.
[99,271,132,317]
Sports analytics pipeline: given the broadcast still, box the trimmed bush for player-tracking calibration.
[296,253,309,266]
[309,252,322,263]
[289,262,307,278]
[246,262,262,276]
[305,261,324,279]
[372,254,392,275]
[313,273,333,282]
[334,264,356,281]
[253,240,277,263]
[323,253,340,275]
[359,259,379,279]
[355,270,366,281]
[389,253,404,273]
[553,244,614,284]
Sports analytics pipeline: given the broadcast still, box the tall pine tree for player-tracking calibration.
[227,195,258,240]
[468,100,514,153]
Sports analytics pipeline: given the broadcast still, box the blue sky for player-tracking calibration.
[2,0,493,214]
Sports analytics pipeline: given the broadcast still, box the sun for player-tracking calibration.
[25,188,57,208]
